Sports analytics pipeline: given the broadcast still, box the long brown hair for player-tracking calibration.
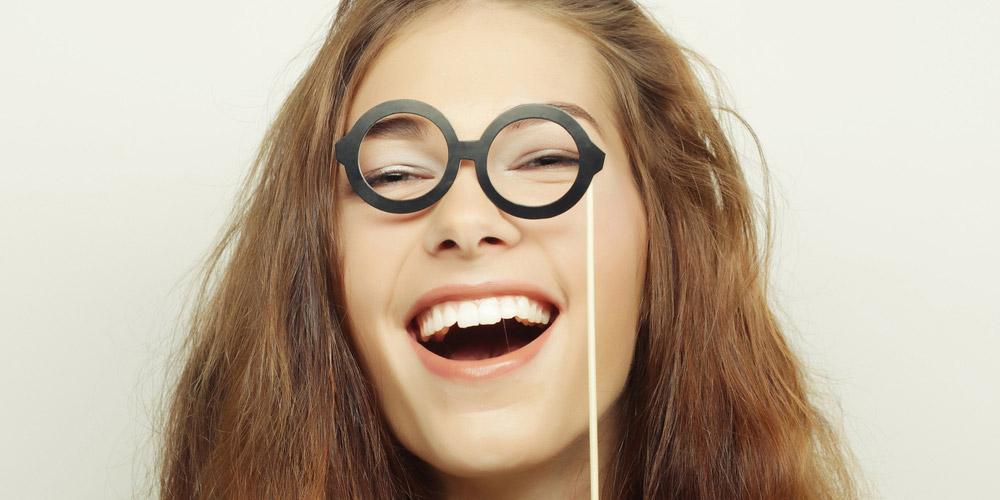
[160,1,859,498]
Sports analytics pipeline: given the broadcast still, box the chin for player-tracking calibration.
[410,402,590,478]
[380,305,594,480]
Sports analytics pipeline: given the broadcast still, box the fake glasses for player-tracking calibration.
[335,99,605,219]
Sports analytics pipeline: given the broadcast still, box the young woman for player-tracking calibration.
[160,1,859,498]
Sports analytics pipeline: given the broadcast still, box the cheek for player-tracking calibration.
[336,207,409,358]
[337,210,424,440]
[338,204,416,308]
[596,179,646,309]
[594,168,647,395]
[338,233,378,370]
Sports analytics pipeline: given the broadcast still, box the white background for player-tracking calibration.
[1,1,996,499]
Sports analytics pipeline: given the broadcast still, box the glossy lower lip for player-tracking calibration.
[409,317,555,381]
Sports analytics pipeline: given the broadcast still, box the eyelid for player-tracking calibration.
[364,163,437,181]
[511,151,580,169]
[516,148,579,161]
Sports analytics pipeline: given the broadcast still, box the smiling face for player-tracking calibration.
[336,3,646,480]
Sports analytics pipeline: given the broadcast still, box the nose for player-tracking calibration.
[422,161,521,258]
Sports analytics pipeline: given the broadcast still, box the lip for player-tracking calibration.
[404,281,562,381]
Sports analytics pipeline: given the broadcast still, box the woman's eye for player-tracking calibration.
[364,166,428,187]
[515,153,580,170]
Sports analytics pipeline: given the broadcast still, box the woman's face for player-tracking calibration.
[337,3,646,478]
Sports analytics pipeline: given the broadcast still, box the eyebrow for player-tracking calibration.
[487,102,605,138]
[362,102,604,139]
[542,102,604,137]
[364,115,430,140]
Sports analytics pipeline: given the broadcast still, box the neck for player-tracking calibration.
[436,410,621,500]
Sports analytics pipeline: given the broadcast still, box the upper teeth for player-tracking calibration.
[416,295,553,342]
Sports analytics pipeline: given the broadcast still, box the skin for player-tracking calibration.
[337,3,646,498]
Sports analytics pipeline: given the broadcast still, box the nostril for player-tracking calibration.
[439,240,458,250]
[482,236,501,245]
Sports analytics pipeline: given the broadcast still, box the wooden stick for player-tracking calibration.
[586,187,599,500]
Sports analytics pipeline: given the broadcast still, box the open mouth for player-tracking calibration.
[409,296,557,361]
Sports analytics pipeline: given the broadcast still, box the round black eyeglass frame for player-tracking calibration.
[334,99,605,220]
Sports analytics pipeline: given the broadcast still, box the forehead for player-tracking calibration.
[348,3,609,139]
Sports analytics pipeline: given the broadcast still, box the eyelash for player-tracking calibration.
[364,165,433,187]
[513,152,580,170]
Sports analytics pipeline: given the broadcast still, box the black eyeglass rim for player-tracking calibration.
[334,99,605,220]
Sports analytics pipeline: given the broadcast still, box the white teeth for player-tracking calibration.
[478,298,501,324]
[499,296,517,319]
[431,307,444,333]
[415,295,554,341]
[516,296,531,319]
[457,302,478,328]
[442,304,457,330]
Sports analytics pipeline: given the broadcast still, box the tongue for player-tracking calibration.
[448,334,521,361]
[449,336,514,361]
